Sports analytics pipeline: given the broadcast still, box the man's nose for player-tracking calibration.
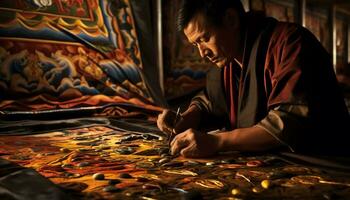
[198,44,209,58]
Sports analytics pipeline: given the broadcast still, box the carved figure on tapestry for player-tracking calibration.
[0,50,30,94]
[72,47,104,81]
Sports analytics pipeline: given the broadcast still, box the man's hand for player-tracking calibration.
[157,106,201,136]
[170,128,221,158]
[157,109,178,135]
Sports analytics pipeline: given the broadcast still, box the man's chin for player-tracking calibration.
[214,61,227,68]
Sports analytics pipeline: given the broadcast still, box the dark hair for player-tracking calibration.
[177,0,245,32]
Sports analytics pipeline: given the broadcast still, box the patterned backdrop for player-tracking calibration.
[0,0,158,112]
[163,0,214,100]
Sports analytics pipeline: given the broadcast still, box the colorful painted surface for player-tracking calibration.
[2,125,350,199]
[0,0,155,111]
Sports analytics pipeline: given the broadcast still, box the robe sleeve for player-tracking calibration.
[190,67,230,129]
[255,23,346,152]
[190,90,211,113]
[256,105,309,152]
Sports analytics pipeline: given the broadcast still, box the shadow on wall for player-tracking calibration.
[336,63,350,112]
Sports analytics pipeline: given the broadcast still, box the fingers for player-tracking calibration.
[170,128,191,146]
[157,109,174,134]
[180,143,198,158]
[157,109,190,136]
[170,132,190,156]
[156,111,166,132]
[170,129,219,158]
[173,135,201,158]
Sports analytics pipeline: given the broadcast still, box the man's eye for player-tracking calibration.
[201,34,210,42]
[200,37,207,42]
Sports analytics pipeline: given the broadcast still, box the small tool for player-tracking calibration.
[168,107,181,146]
[173,107,181,128]
[292,175,350,187]
[236,173,256,187]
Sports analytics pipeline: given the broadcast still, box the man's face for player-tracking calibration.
[184,11,241,68]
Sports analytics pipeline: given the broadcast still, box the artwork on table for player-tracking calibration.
[2,124,350,199]
[0,0,157,112]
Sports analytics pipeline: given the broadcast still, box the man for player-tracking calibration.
[157,0,350,158]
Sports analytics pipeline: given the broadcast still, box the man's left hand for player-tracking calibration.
[170,128,220,158]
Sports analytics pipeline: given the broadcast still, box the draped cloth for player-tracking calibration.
[223,62,238,129]
[223,17,277,129]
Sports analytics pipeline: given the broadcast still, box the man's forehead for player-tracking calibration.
[188,12,209,30]
[184,13,209,40]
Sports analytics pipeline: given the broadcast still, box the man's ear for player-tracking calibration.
[223,8,240,29]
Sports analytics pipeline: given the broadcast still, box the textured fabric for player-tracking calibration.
[223,63,239,129]
[0,0,161,112]
[190,67,230,130]
[130,0,167,107]
[233,17,277,129]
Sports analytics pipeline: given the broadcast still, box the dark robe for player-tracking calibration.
[191,13,350,155]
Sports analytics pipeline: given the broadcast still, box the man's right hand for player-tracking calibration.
[157,105,202,136]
